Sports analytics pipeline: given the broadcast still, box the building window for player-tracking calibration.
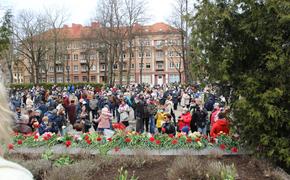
[101,64,105,70]
[141,75,151,83]
[92,65,96,71]
[167,39,176,46]
[169,74,180,83]
[139,40,150,46]
[123,54,126,58]
[56,66,63,72]
[145,51,151,58]
[74,76,79,82]
[155,40,165,46]
[82,76,88,82]
[65,54,70,60]
[91,76,96,81]
[50,77,54,83]
[138,51,144,58]
[169,62,175,69]
[49,66,54,72]
[156,51,164,58]
[113,64,118,69]
[139,63,143,68]
[146,63,151,69]
[131,64,135,69]
[74,65,78,72]
[130,75,135,81]
[81,65,88,72]
[176,62,181,68]
[57,77,63,83]
[157,63,163,69]
[73,54,78,60]
[168,51,174,57]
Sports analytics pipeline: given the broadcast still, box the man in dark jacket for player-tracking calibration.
[191,106,208,134]
[135,95,145,133]
[147,98,157,134]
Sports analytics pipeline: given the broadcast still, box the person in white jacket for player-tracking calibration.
[0,83,33,180]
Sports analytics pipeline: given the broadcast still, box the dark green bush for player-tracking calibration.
[8,82,103,90]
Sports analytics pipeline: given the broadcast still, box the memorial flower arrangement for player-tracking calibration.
[9,130,239,153]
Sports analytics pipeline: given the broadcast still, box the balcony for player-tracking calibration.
[156,65,164,71]
[155,44,164,49]
[155,57,164,62]
[80,59,86,64]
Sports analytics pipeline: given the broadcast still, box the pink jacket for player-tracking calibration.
[97,108,112,129]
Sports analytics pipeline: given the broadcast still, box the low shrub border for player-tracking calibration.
[9,82,103,90]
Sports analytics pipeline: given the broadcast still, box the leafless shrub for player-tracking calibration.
[207,161,237,180]
[167,156,206,180]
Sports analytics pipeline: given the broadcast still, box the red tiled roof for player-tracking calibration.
[54,22,178,39]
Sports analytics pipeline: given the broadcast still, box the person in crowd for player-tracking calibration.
[80,102,91,133]
[155,106,165,133]
[118,99,130,127]
[178,107,191,134]
[38,116,52,135]
[67,100,77,125]
[181,91,191,108]
[95,107,112,134]
[56,107,66,136]
[147,97,157,134]
[172,89,179,110]
[192,100,208,135]
[25,95,33,110]
[164,96,176,125]
[210,103,221,127]
[90,95,98,119]
[161,113,176,135]
[210,112,229,138]
[135,95,145,133]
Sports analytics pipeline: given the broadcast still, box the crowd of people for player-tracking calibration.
[9,83,230,139]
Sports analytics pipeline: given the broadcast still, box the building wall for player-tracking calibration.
[18,23,185,85]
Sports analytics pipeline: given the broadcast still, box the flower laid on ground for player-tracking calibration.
[195,138,200,142]
[155,140,161,145]
[65,140,72,148]
[220,144,226,150]
[17,140,23,145]
[9,131,239,153]
[125,138,131,143]
[114,147,120,152]
[231,147,238,153]
[171,139,178,145]
[7,143,14,150]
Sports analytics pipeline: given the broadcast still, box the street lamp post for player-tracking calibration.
[66,65,70,83]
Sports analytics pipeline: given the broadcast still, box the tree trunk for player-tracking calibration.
[119,43,124,85]
[126,39,133,85]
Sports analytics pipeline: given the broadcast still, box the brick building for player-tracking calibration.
[18,22,184,85]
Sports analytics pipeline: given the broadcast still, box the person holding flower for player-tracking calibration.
[155,106,165,133]
[210,112,229,138]
[161,114,176,135]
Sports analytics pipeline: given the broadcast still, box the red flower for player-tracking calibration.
[171,139,178,145]
[161,127,166,132]
[107,138,112,142]
[194,138,200,142]
[97,137,102,142]
[43,136,49,141]
[17,140,23,145]
[65,140,72,148]
[125,138,131,143]
[149,137,155,142]
[220,144,226,150]
[7,144,14,150]
[231,147,238,153]
[155,140,161,145]
[86,139,91,145]
[84,135,89,140]
[168,134,174,138]
[34,134,39,140]
[114,147,120,152]
[186,138,192,143]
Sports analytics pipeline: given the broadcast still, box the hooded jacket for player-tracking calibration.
[210,119,229,138]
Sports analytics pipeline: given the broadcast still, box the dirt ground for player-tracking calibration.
[5,153,287,180]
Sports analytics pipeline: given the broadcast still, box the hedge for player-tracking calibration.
[8,82,103,90]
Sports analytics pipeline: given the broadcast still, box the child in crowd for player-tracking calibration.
[161,114,176,135]
[95,107,112,134]
[155,106,166,133]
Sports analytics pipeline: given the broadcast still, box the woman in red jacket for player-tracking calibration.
[210,112,229,138]
[178,108,191,134]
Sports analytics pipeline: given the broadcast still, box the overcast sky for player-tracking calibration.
[0,0,176,25]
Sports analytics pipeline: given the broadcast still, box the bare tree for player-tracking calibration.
[45,8,69,83]
[138,38,146,84]
[168,0,193,83]
[168,49,182,83]
[124,0,148,85]
[14,10,49,84]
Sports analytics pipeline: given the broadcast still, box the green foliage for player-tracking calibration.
[0,10,12,53]
[116,167,138,180]
[41,149,54,161]
[190,0,290,169]
[207,161,237,180]
[54,155,73,167]
[9,82,103,90]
